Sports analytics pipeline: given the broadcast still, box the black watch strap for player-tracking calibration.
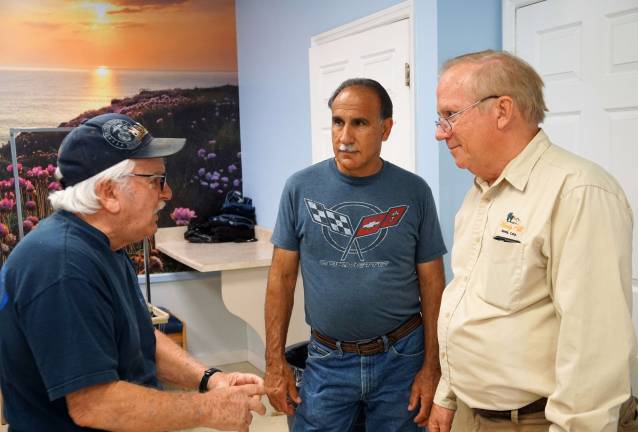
[199,367,221,393]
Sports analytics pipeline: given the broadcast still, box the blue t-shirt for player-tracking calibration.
[0,210,158,431]
[272,159,447,341]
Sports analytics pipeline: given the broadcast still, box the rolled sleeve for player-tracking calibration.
[434,376,457,411]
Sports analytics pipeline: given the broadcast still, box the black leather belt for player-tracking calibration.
[474,398,547,420]
[311,313,422,356]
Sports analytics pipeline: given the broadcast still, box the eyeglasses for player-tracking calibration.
[128,173,167,192]
[435,95,500,134]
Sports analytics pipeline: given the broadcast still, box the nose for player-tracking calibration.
[339,124,355,144]
[160,182,173,201]
[435,124,450,141]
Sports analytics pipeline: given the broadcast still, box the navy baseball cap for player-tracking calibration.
[57,113,186,188]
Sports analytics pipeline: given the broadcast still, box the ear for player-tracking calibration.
[95,180,122,214]
[495,96,515,130]
[381,118,394,141]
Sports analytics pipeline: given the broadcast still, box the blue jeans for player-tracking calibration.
[292,325,425,432]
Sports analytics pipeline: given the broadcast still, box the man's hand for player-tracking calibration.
[407,366,440,427]
[209,371,264,390]
[204,383,266,432]
[264,359,301,416]
[427,403,455,432]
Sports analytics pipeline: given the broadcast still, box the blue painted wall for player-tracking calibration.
[235,0,501,282]
[235,0,407,228]
[437,1,502,280]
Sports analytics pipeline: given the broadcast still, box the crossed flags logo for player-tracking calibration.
[304,198,408,261]
[305,200,354,237]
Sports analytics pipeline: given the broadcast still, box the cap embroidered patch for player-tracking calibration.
[102,118,148,150]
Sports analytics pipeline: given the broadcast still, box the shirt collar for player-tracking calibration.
[475,129,551,193]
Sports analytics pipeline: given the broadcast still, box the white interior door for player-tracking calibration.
[513,0,638,389]
[309,17,413,172]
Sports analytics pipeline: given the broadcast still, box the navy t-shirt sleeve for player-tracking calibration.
[416,183,447,263]
[272,178,300,251]
[19,277,120,401]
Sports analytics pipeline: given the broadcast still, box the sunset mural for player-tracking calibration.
[0,0,242,273]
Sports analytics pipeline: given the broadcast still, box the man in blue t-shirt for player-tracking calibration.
[0,113,265,431]
[264,79,447,431]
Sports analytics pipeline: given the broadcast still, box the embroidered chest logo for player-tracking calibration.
[304,198,408,268]
[496,211,525,242]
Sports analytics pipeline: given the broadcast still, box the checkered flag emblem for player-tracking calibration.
[304,199,354,236]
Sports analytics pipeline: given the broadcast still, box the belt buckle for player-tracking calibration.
[355,337,384,355]
[354,340,367,355]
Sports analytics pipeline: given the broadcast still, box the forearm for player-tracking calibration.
[418,258,445,368]
[264,266,297,366]
[154,329,206,390]
[67,380,211,431]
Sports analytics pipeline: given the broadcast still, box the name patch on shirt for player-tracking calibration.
[494,211,525,243]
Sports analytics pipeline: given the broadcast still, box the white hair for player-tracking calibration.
[49,159,136,214]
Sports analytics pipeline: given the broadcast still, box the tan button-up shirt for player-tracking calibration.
[434,130,636,431]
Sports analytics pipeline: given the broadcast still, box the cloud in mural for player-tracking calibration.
[107,0,190,14]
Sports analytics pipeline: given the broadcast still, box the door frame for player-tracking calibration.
[309,0,415,169]
[502,0,547,52]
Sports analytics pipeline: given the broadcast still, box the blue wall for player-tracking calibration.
[235,0,501,281]
[236,0,406,228]
[437,1,502,280]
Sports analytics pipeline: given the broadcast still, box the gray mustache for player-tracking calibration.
[339,144,356,152]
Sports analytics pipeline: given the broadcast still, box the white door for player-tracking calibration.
[512,0,638,388]
[309,17,413,172]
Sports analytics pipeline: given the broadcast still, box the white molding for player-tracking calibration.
[311,0,412,46]
[502,0,546,53]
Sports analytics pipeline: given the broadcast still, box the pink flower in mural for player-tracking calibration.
[6,163,22,173]
[46,164,56,175]
[48,181,62,191]
[0,198,15,212]
[27,166,49,179]
[170,207,197,226]
[23,219,34,233]
[25,200,36,210]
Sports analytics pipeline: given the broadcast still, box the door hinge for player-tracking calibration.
[404,62,411,87]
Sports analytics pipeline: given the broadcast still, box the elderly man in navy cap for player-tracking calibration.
[0,114,265,432]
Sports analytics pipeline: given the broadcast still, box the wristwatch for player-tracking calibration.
[199,367,222,393]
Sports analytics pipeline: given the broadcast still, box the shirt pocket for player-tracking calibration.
[479,239,525,310]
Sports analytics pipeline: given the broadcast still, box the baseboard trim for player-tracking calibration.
[192,349,265,373]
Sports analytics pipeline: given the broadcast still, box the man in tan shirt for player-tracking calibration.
[428,50,638,432]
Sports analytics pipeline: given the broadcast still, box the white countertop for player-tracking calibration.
[154,226,274,272]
